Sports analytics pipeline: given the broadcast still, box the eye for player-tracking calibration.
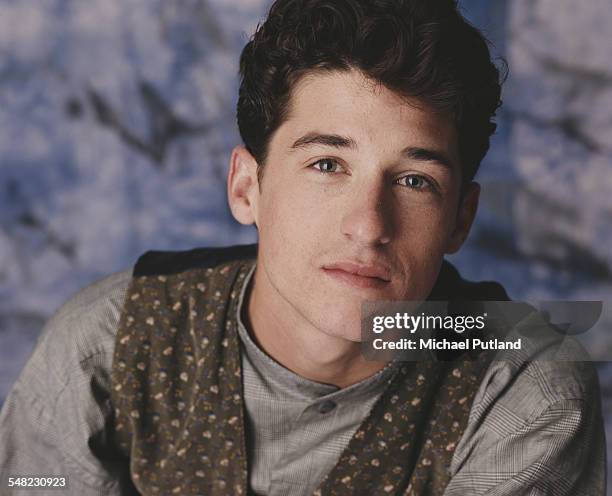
[394,174,434,191]
[310,158,342,174]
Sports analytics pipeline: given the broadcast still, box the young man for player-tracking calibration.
[0,0,605,495]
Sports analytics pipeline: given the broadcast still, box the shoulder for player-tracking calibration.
[16,269,132,395]
[1,269,134,488]
[447,341,605,493]
[438,262,599,407]
[464,305,601,437]
[50,269,132,333]
[444,265,605,490]
[471,343,600,428]
[469,300,601,422]
[450,331,603,474]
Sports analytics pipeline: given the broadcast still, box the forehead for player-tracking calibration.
[280,68,460,164]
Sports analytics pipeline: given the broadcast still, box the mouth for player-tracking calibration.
[322,261,392,290]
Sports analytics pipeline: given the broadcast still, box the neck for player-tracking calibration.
[243,264,388,389]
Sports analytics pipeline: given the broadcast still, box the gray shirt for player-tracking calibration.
[0,267,607,495]
[237,264,399,495]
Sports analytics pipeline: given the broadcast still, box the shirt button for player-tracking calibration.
[318,400,337,414]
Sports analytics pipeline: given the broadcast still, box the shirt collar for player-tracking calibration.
[235,262,400,403]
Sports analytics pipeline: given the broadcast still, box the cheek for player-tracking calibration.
[396,202,457,254]
[260,181,332,243]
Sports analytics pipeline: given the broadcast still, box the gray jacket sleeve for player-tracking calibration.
[445,352,607,495]
[0,270,133,495]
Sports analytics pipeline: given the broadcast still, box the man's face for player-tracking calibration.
[234,69,477,342]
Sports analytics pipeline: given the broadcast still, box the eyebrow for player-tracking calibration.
[289,132,454,170]
[290,133,357,151]
[401,146,455,170]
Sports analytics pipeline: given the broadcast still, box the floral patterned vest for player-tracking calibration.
[111,244,507,495]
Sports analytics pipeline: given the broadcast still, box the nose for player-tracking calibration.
[340,180,392,246]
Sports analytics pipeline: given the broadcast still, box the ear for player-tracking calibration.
[445,181,480,254]
[227,145,260,226]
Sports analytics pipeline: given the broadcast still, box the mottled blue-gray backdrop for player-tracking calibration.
[0,0,610,488]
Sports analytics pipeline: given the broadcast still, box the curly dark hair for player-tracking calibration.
[237,0,504,185]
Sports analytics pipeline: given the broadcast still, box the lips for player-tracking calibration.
[322,261,392,289]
